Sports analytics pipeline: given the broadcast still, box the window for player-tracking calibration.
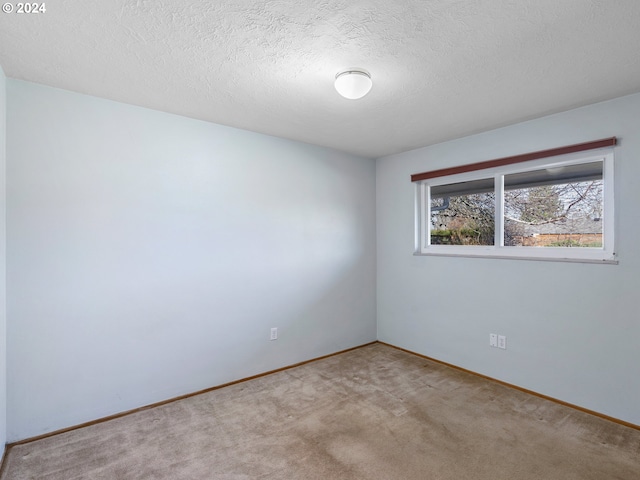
[430,178,495,246]
[413,139,616,263]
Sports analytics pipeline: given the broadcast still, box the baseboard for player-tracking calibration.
[7,341,378,447]
[379,341,640,432]
[10,339,636,450]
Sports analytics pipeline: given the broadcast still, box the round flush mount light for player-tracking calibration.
[334,69,372,100]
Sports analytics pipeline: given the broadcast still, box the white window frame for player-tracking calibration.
[414,148,616,264]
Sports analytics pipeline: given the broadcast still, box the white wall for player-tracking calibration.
[377,93,640,426]
[6,80,376,441]
[0,65,7,455]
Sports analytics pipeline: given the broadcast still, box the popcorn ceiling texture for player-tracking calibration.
[1,0,640,158]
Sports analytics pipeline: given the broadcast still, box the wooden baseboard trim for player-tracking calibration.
[8,339,635,454]
[8,341,378,447]
[379,341,640,432]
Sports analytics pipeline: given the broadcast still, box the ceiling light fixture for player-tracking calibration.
[334,69,372,100]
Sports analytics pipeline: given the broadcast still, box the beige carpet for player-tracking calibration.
[2,343,639,479]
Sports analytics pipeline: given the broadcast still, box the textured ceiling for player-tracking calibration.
[1,1,640,158]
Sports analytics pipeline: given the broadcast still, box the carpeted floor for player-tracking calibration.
[2,343,639,479]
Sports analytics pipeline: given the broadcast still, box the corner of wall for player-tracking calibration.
[0,63,7,460]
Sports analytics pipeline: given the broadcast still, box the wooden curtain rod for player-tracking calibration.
[410,137,617,183]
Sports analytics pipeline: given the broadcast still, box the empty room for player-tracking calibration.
[0,1,639,478]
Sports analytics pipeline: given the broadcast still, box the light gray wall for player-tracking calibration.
[6,80,376,441]
[0,65,7,454]
[377,93,640,426]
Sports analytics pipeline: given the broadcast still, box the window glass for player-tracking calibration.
[430,178,495,246]
[504,162,603,247]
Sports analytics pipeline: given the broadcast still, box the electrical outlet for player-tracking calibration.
[489,333,498,347]
[498,335,506,350]
[270,327,278,341]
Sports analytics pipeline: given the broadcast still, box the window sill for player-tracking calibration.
[413,250,618,265]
